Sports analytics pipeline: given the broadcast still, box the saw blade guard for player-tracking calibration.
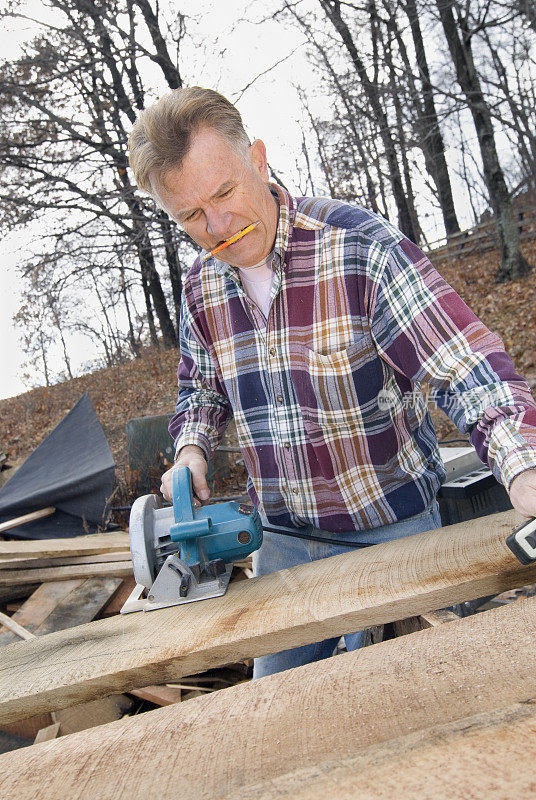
[128,493,176,589]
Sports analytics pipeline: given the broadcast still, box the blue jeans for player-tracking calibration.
[252,501,442,679]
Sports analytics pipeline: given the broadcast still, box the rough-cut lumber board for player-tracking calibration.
[0,561,132,586]
[31,577,123,636]
[1,713,53,742]
[0,696,133,742]
[0,598,534,800]
[99,577,136,617]
[419,607,460,626]
[33,722,61,744]
[0,611,35,641]
[0,551,130,570]
[230,702,536,800]
[0,507,55,534]
[392,606,460,637]
[0,585,39,603]
[0,581,84,648]
[52,695,133,735]
[0,579,121,647]
[0,533,129,559]
[128,685,182,706]
[0,509,535,724]
[0,579,125,741]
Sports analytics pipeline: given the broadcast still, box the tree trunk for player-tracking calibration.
[118,169,178,348]
[319,0,419,242]
[39,330,50,387]
[436,0,532,281]
[158,211,182,337]
[384,27,424,244]
[141,272,159,349]
[291,24,381,213]
[403,0,460,236]
[120,267,141,358]
[135,219,178,347]
[132,0,183,89]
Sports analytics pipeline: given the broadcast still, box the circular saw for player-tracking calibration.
[121,466,262,613]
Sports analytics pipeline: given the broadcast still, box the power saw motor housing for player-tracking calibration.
[126,467,263,612]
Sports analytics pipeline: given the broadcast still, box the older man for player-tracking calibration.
[129,87,536,677]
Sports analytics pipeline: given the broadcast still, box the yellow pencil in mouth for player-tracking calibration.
[202,221,261,262]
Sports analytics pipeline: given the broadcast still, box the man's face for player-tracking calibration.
[153,126,279,268]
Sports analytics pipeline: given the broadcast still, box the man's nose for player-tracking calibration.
[205,209,233,239]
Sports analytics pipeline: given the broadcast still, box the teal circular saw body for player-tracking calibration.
[123,466,262,613]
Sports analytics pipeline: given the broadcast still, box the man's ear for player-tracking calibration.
[249,139,270,182]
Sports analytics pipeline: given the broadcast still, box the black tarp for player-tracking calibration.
[0,393,115,539]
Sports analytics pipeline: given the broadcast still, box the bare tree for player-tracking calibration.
[435,0,532,281]
[0,0,194,377]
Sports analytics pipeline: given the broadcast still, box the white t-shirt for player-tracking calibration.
[238,253,275,319]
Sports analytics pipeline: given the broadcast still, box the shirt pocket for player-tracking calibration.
[293,335,385,436]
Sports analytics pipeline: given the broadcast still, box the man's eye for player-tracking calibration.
[219,188,233,199]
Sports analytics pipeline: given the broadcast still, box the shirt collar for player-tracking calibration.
[270,182,295,267]
[207,182,295,280]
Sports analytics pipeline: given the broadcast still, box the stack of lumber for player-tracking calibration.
[0,531,252,746]
[0,532,132,597]
[0,533,137,746]
[0,510,534,798]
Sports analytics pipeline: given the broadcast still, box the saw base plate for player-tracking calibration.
[120,567,233,614]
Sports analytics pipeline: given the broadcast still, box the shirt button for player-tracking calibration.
[283,442,291,450]
[269,347,276,357]
[276,395,284,404]
[291,487,299,495]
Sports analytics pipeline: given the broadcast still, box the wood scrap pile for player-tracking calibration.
[0,532,253,751]
[0,510,535,797]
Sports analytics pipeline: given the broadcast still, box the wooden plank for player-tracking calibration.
[391,605,460,637]
[32,577,123,636]
[1,697,133,742]
[0,581,84,648]
[0,507,55,535]
[230,702,536,800]
[0,578,124,741]
[0,509,534,724]
[0,611,35,641]
[99,577,137,617]
[419,608,460,626]
[0,585,39,603]
[52,695,133,735]
[0,561,132,586]
[129,685,182,706]
[0,714,54,742]
[0,598,533,799]
[0,533,129,559]
[0,579,120,647]
[0,551,130,570]
[33,723,61,744]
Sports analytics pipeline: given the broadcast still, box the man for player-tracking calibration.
[129,87,536,678]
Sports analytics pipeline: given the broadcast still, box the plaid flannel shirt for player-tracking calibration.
[169,184,536,532]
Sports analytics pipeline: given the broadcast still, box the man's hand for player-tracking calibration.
[508,468,536,518]
[160,444,209,504]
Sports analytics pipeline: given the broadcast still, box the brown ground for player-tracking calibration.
[1,238,535,502]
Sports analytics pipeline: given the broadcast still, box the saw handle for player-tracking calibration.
[172,467,196,523]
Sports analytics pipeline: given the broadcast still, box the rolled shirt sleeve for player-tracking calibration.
[168,292,232,461]
[368,237,536,490]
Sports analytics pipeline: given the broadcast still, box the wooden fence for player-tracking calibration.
[426,203,536,263]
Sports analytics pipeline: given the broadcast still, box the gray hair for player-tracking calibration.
[128,87,251,194]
